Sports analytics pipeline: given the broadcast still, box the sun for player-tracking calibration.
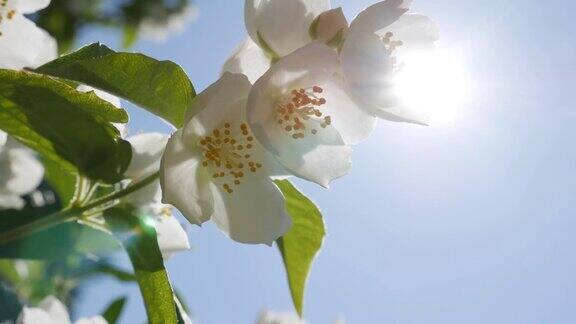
[393,49,469,125]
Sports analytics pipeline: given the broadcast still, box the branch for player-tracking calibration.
[0,172,160,246]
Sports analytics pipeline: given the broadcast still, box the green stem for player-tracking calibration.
[0,172,160,246]
[81,172,159,210]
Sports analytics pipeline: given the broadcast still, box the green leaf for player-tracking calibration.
[275,180,326,317]
[0,69,131,184]
[104,206,178,324]
[102,296,128,324]
[0,261,20,283]
[36,43,196,128]
[43,158,77,207]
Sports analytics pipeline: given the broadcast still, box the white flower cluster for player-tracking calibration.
[0,0,438,248]
[161,0,438,245]
[17,295,106,324]
[15,295,194,324]
[0,0,190,260]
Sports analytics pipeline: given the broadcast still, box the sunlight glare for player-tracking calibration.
[393,49,469,125]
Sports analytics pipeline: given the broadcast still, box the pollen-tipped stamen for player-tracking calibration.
[199,122,263,194]
[276,85,331,139]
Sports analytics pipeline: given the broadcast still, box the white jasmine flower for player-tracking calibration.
[339,0,439,124]
[225,1,344,83]
[245,0,330,57]
[161,73,291,245]
[247,42,376,187]
[222,37,271,84]
[230,0,438,125]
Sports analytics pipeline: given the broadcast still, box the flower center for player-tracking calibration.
[0,1,16,37]
[199,122,262,194]
[275,86,331,139]
[381,31,404,68]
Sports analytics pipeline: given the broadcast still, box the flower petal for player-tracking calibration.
[376,14,439,59]
[183,73,252,137]
[210,176,291,245]
[0,15,57,69]
[342,11,438,125]
[257,311,305,324]
[39,296,71,324]
[0,140,44,196]
[374,101,429,125]
[245,0,330,57]
[248,43,359,186]
[137,4,197,43]
[0,194,25,210]
[341,31,395,103]
[12,0,51,14]
[348,0,411,34]
[31,26,58,67]
[0,131,7,149]
[155,213,190,259]
[17,307,55,324]
[222,37,271,84]
[125,133,169,181]
[321,78,377,144]
[160,130,214,225]
[313,7,349,44]
[74,316,108,324]
[266,127,352,188]
[342,31,428,124]
[124,180,162,206]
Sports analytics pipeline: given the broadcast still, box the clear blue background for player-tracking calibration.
[74,0,576,323]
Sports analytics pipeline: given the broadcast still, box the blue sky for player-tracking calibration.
[75,0,576,323]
